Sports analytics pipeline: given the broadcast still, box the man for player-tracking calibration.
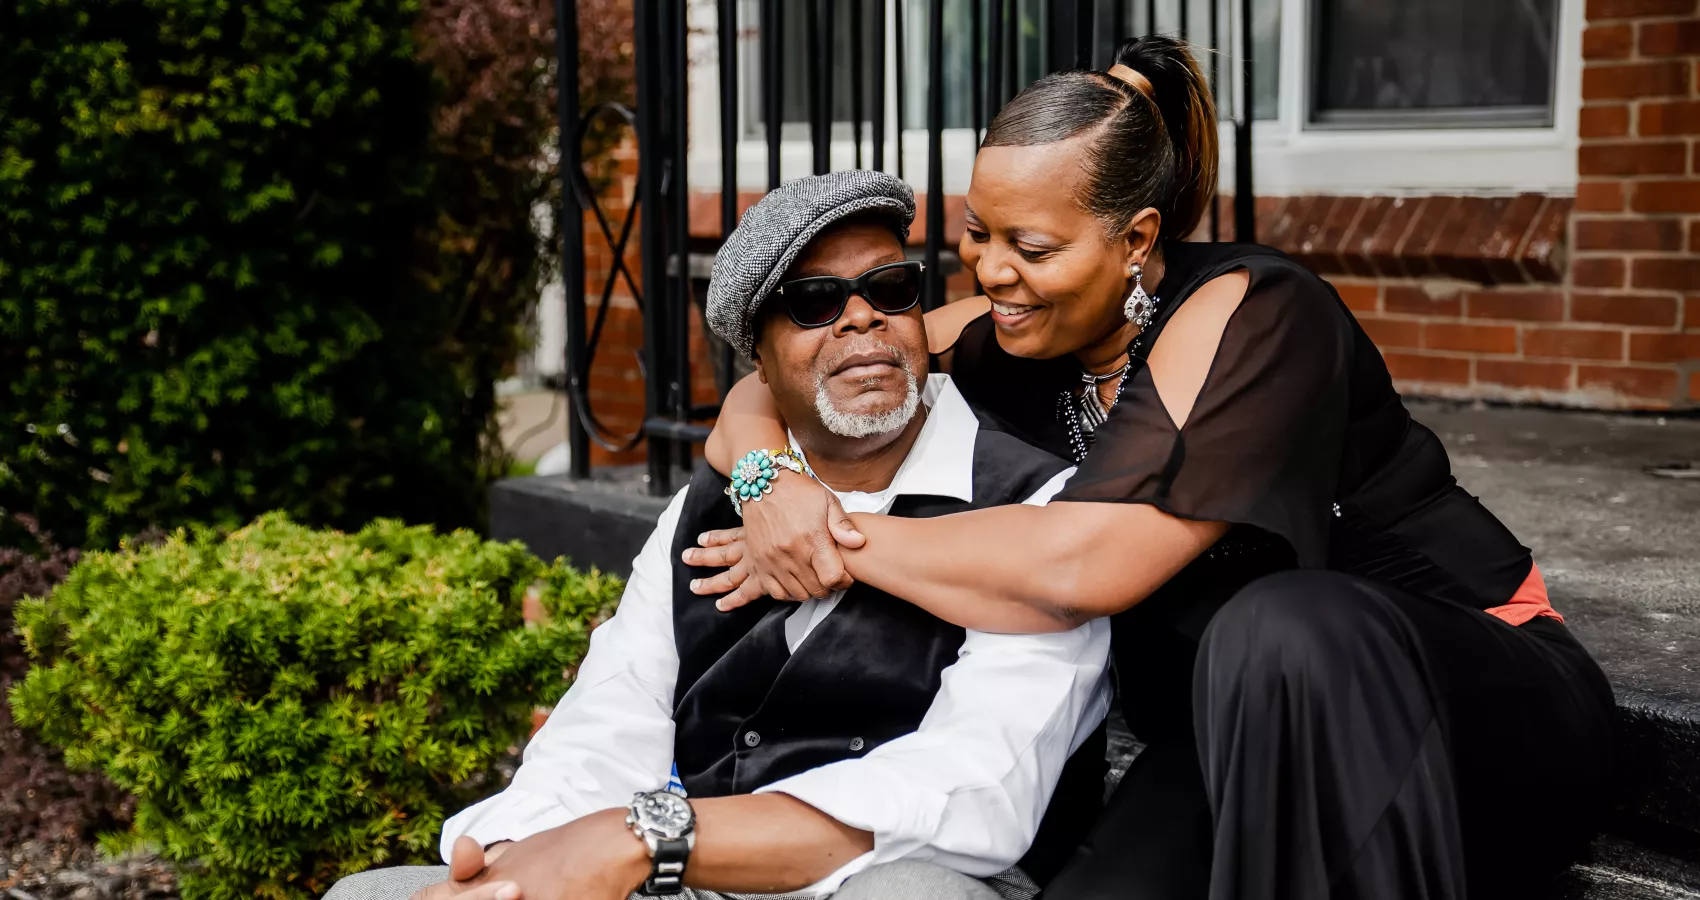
[325,171,1109,900]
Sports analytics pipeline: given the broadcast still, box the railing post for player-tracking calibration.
[1074,0,1092,68]
[809,0,828,174]
[554,0,591,479]
[1234,0,1256,241]
[634,0,673,493]
[1003,0,1017,101]
[718,0,740,397]
[720,0,738,239]
[923,0,944,309]
[1209,0,1222,241]
[765,0,783,190]
[895,0,907,180]
[669,0,692,475]
[972,0,984,142]
[852,0,865,169]
[872,0,887,171]
[987,0,1004,121]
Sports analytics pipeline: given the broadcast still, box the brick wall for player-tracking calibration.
[1239,0,1698,410]
[1567,0,1700,407]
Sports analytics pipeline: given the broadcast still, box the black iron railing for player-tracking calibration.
[555,0,1257,494]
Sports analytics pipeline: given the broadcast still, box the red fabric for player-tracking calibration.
[1484,563,1563,626]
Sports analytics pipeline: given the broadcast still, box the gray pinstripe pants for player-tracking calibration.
[323,861,1038,900]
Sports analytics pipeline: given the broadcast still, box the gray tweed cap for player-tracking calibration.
[707,170,916,357]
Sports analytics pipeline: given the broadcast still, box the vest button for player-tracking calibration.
[743,730,761,747]
[848,737,865,752]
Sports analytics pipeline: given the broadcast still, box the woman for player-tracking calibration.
[688,36,1614,900]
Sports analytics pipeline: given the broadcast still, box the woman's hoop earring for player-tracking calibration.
[1123,263,1154,329]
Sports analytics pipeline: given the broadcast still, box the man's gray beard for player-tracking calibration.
[813,368,922,439]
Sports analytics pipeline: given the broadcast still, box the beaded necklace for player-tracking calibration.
[1058,294,1162,464]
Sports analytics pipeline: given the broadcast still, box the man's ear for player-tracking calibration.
[752,352,768,385]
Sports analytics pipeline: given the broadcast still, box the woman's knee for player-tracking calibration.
[1198,570,1397,686]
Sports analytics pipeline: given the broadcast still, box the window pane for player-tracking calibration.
[1251,0,1279,120]
[1312,0,1559,126]
[1108,0,1281,123]
[746,0,880,127]
[904,0,1047,129]
[741,0,1280,134]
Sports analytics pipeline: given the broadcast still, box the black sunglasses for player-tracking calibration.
[775,261,926,328]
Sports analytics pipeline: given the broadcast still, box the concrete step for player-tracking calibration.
[1560,837,1700,899]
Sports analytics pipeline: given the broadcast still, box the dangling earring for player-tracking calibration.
[1123,262,1153,329]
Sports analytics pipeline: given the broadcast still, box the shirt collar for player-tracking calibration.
[791,373,978,504]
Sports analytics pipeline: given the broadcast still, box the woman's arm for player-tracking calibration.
[699,500,1226,633]
[925,295,990,368]
[705,372,790,476]
[841,502,1226,631]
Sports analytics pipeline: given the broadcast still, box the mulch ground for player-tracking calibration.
[0,844,177,900]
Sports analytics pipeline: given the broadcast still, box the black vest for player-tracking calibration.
[669,418,1107,884]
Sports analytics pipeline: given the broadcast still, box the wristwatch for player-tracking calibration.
[626,790,696,895]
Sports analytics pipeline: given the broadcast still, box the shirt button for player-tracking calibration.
[848,737,865,752]
[743,731,761,747]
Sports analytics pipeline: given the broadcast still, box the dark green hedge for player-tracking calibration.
[0,0,544,549]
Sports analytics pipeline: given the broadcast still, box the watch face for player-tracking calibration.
[633,791,694,838]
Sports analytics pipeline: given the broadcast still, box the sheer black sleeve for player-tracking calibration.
[1055,258,1354,567]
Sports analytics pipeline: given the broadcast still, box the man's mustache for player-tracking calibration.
[817,340,911,379]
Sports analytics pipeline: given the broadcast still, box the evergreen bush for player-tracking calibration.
[9,512,622,900]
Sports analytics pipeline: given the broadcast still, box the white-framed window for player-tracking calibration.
[1240,0,1582,195]
[685,0,1584,200]
[1306,0,1563,129]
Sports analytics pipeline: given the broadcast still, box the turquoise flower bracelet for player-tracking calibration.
[726,447,814,517]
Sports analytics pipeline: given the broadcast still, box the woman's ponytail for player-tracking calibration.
[984,35,1219,244]
[1112,36,1219,241]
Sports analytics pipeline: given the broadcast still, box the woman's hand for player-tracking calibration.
[682,475,865,611]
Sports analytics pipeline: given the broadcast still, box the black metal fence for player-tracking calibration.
[555,0,1257,494]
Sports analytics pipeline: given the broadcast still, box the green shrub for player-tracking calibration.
[9,512,622,900]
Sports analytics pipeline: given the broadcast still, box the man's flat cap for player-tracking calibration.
[707,170,915,357]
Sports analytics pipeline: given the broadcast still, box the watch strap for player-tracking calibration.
[642,836,691,895]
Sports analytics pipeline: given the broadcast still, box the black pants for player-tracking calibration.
[1045,570,1615,900]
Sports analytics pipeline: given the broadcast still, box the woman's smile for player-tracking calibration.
[989,298,1042,327]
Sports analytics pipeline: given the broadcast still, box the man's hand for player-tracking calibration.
[682,476,863,610]
[411,811,649,900]
[445,837,510,882]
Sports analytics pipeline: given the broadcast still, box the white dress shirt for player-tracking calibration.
[440,375,1111,895]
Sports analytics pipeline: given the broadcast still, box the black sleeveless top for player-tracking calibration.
[949,240,1537,740]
